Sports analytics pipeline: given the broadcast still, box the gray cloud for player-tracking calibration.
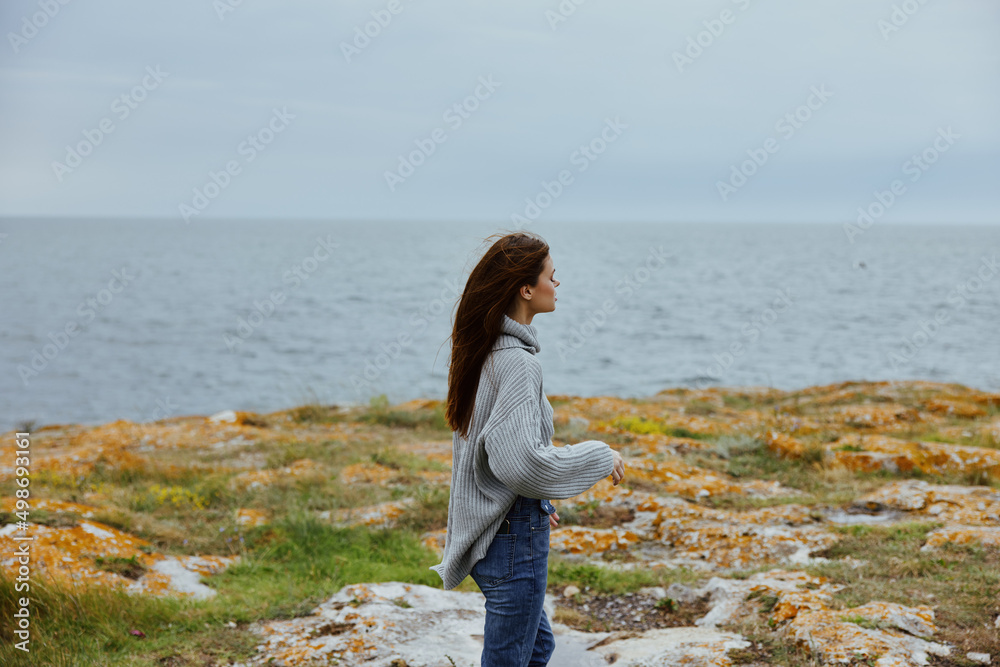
[1,0,998,223]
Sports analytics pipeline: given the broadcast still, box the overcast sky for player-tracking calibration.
[1,0,998,224]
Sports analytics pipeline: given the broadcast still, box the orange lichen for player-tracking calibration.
[703,569,948,663]
[923,525,1000,550]
[420,528,447,555]
[922,398,988,419]
[0,413,359,483]
[829,434,1000,477]
[392,398,441,412]
[834,404,922,429]
[603,453,792,500]
[762,430,805,458]
[550,525,642,554]
[236,508,269,527]
[784,601,944,663]
[340,462,399,486]
[0,519,236,598]
[230,458,322,489]
[855,479,1000,523]
[338,461,449,487]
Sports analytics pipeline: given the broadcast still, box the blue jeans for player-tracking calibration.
[471,495,557,667]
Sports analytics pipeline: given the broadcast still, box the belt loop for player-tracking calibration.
[514,494,522,513]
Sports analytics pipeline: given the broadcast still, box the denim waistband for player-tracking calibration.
[505,495,554,516]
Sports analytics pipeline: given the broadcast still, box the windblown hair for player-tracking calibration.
[445,231,550,439]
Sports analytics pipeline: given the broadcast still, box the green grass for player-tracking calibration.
[723,520,1000,663]
[801,522,1000,657]
[547,555,704,595]
[357,394,450,432]
[839,614,892,631]
[287,394,451,434]
[0,510,447,666]
[722,394,757,411]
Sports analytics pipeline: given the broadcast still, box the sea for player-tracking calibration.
[1,218,998,433]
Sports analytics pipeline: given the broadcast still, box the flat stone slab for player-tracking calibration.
[237,581,750,666]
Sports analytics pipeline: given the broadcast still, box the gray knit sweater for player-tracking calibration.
[429,313,616,590]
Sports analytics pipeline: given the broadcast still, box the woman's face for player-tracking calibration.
[531,254,560,312]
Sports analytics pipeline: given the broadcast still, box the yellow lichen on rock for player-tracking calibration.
[762,430,806,458]
[339,462,399,486]
[830,434,1000,477]
[923,398,988,419]
[699,569,951,664]
[922,525,1000,550]
[0,520,236,599]
[834,404,923,429]
[549,525,642,554]
[338,461,449,487]
[855,479,1000,523]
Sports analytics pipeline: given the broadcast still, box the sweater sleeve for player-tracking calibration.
[481,353,615,499]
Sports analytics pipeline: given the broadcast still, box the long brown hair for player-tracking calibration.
[445,230,550,438]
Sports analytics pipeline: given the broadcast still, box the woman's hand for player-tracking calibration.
[610,449,625,486]
[549,511,559,528]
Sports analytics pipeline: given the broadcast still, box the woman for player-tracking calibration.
[430,231,626,667]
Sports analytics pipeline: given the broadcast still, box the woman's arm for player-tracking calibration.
[482,357,616,500]
[484,399,615,498]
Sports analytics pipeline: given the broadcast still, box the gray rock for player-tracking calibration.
[637,586,666,600]
[666,582,699,604]
[239,581,748,666]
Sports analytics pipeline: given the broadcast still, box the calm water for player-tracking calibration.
[1,219,998,433]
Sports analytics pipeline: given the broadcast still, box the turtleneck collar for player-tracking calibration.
[492,313,541,354]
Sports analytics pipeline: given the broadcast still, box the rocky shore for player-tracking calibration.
[2,380,999,665]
